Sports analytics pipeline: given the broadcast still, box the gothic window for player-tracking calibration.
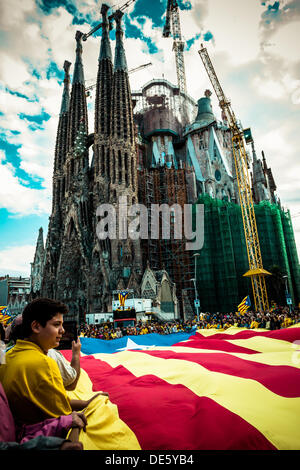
[67,218,75,240]
[112,149,116,183]
[101,146,105,174]
[213,143,218,159]
[56,180,60,205]
[125,152,128,185]
[199,135,204,150]
[85,201,89,225]
[131,157,135,191]
[118,150,122,170]
[215,169,221,181]
[142,280,156,299]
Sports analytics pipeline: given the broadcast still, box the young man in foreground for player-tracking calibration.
[0,298,141,450]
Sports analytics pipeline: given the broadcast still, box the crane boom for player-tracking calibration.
[198,44,270,312]
[85,62,152,94]
[82,0,136,41]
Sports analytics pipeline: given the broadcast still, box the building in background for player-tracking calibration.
[0,276,30,316]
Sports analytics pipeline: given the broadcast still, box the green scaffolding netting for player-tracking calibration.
[195,195,300,313]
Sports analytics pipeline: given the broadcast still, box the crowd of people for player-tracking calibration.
[79,305,300,340]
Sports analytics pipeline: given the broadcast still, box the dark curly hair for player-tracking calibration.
[22,298,69,337]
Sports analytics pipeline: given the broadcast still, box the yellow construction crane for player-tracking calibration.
[163,0,187,94]
[198,43,270,312]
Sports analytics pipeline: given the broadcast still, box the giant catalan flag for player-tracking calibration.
[62,325,300,450]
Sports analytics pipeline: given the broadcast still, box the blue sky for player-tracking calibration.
[0,0,300,276]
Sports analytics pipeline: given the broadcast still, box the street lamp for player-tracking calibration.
[282,275,291,313]
[282,275,288,293]
[192,253,200,322]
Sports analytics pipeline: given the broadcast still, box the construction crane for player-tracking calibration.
[81,0,136,41]
[163,0,187,94]
[198,43,270,312]
[85,62,152,96]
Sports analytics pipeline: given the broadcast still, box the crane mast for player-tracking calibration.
[163,0,187,94]
[199,44,270,312]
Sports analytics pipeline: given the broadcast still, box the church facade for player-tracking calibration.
[31,4,300,320]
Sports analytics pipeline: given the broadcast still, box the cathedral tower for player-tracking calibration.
[41,61,72,298]
[93,3,113,202]
[108,10,142,286]
[51,33,91,318]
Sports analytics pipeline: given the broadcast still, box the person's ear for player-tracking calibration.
[31,320,42,334]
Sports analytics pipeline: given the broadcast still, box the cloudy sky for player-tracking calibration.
[0,0,299,277]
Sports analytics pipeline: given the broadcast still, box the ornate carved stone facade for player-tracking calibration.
[31,3,284,320]
[33,8,143,321]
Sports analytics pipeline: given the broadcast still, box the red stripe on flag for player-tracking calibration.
[137,350,300,398]
[76,355,276,450]
[193,327,300,343]
[173,338,258,354]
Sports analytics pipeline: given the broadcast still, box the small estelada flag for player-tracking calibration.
[237,296,251,315]
[118,291,129,308]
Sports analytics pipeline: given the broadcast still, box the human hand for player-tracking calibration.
[60,441,83,451]
[84,392,106,408]
[72,338,81,355]
[71,411,87,431]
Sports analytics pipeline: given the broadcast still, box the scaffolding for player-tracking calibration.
[132,79,197,136]
[138,165,195,317]
[195,195,300,312]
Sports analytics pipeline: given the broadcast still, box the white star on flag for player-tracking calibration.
[116,338,155,352]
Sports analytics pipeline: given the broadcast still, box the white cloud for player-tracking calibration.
[196,0,265,66]
[0,244,35,277]
[0,150,51,216]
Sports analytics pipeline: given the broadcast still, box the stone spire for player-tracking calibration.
[59,61,71,116]
[30,227,45,295]
[95,4,113,136]
[108,10,142,283]
[110,10,134,144]
[113,10,128,72]
[67,31,88,152]
[54,61,71,174]
[251,142,269,203]
[99,4,112,62]
[35,227,44,258]
[262,150,277,202]
[52,61,71,213]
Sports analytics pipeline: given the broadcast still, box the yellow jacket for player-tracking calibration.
[0,339,141,450]
[0,340,71,425]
